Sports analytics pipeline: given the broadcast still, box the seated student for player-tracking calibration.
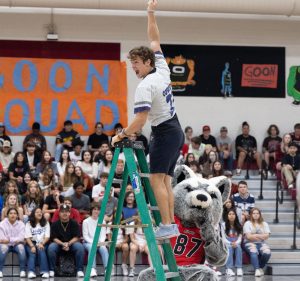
[184,153,196,167]
[3,180,21,202]
[87,122,109,154]
[222,198,242,224]
[1,193,24,222]
[69,139,84,165]
[76,150,98,181]
[36,150,58,177]
[187,137,205,161]
[0,141,15,176]
[8,152,30,184]
[212,160,224,177]
[184,126,193,145]
[201,150,218,176]
[38,167,59,198]
[262,124,282,173]
[25,207,50,279]
[47,204,85,278]
[19,172,34,196]
[99,187,118,224]
[56,149,71,177]
[112,159,125,198]
[127,215,163,277]
[199,125,217,151]
[290,123,300,153]
[93,141,110,163]
[23,141,41,176]
[98,149,113,177]
[92,172,109,202]
[0,207,27,278]
[122,191,138,220]
[71,181,90,222]
[281,142,300,188]
[60,162,76,197]
[74,166,93,199]
[216,126,234,171]
[233,181,255,224]
[243,208,271,277]
[51,197,81,224]
[189,161,202,178]
[22,180,44,222]
[82,203,109,277]
[275,133,291,171]
[42,184,64,221]
[235,121,262,176]
[223,208,243,277]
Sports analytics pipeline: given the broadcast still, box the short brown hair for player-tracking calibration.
[128,46,155,68]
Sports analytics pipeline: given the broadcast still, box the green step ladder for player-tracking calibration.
[84,139,181,281]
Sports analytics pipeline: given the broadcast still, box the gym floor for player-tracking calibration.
[1,277,299,280]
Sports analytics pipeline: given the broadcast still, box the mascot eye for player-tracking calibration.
[185,186,193,192]
[210,193,217,199]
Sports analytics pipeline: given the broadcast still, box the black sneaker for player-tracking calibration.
[292,100,300,105]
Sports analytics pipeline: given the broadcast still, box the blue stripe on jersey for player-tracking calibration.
[134,106,151,114]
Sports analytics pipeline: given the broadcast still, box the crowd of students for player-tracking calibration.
[0,119,298,278]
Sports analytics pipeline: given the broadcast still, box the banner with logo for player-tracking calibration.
[161,44,285,98]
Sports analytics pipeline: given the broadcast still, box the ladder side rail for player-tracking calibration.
[105,165,130,281]
[123,148,167,281]
[84,148,121,281]
[135,148,181,281]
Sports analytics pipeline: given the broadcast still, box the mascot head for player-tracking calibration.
[172,165,231,227]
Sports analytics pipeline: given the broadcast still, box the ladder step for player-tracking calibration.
[149,206,159,211]
[156,238,171,245]
[139,173,150,178]
[165,272,180,279]
[98,224,149,228]
[112,179,123,184]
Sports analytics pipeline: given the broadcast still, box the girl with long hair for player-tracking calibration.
[76,150,98,181]
[74,166,93,198]
[243,208,271,277]
[98,149,113,176]
[184,153,195,167]
[3,180,20,202]
[57,149,71,177]
[36,150,58,176]
[8,152,30,183]
[22,181,44,221]
[212,160,224,177]
[223,208,243,276]
[275,133,292,171]
[38,167,59,198]
[1,193,24,221]
[61,162,76,197]
[25,207,50,278]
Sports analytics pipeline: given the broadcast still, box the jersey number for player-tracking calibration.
[173,234,202,257]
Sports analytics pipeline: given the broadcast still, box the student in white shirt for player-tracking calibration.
[82,203,109,278]
[25,207,50,279]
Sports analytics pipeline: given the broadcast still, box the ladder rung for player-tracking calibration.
[165,272,180,279]
[120,216,138,224]
[112,179,123,184]
[97,241,112,246]
[98,224,149,228]
[139,173,150,178]
[156,238,170,245]
[149,206,159,211]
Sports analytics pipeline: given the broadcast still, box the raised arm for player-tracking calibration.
[147,0,162,53]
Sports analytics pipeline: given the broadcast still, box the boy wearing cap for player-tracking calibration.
[199,125,217,151]
[0,141,14,174]
[216,126,233,171]
[282,142,300,188]
[48,204,84,277]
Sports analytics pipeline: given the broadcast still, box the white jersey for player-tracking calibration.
[134,52,176,126]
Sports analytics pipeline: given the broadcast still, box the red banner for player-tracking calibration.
[241,64,278,89]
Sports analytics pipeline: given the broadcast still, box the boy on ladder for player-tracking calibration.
[112,0,184,240]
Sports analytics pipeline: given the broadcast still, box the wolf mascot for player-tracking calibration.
[138,165,231,281]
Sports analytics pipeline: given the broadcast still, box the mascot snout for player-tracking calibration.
[188,190,212,209]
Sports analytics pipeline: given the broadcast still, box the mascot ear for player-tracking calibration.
[172,165,196,187]
[209,176,231,203]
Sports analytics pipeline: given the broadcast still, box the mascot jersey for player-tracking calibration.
[170,216,205,266]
